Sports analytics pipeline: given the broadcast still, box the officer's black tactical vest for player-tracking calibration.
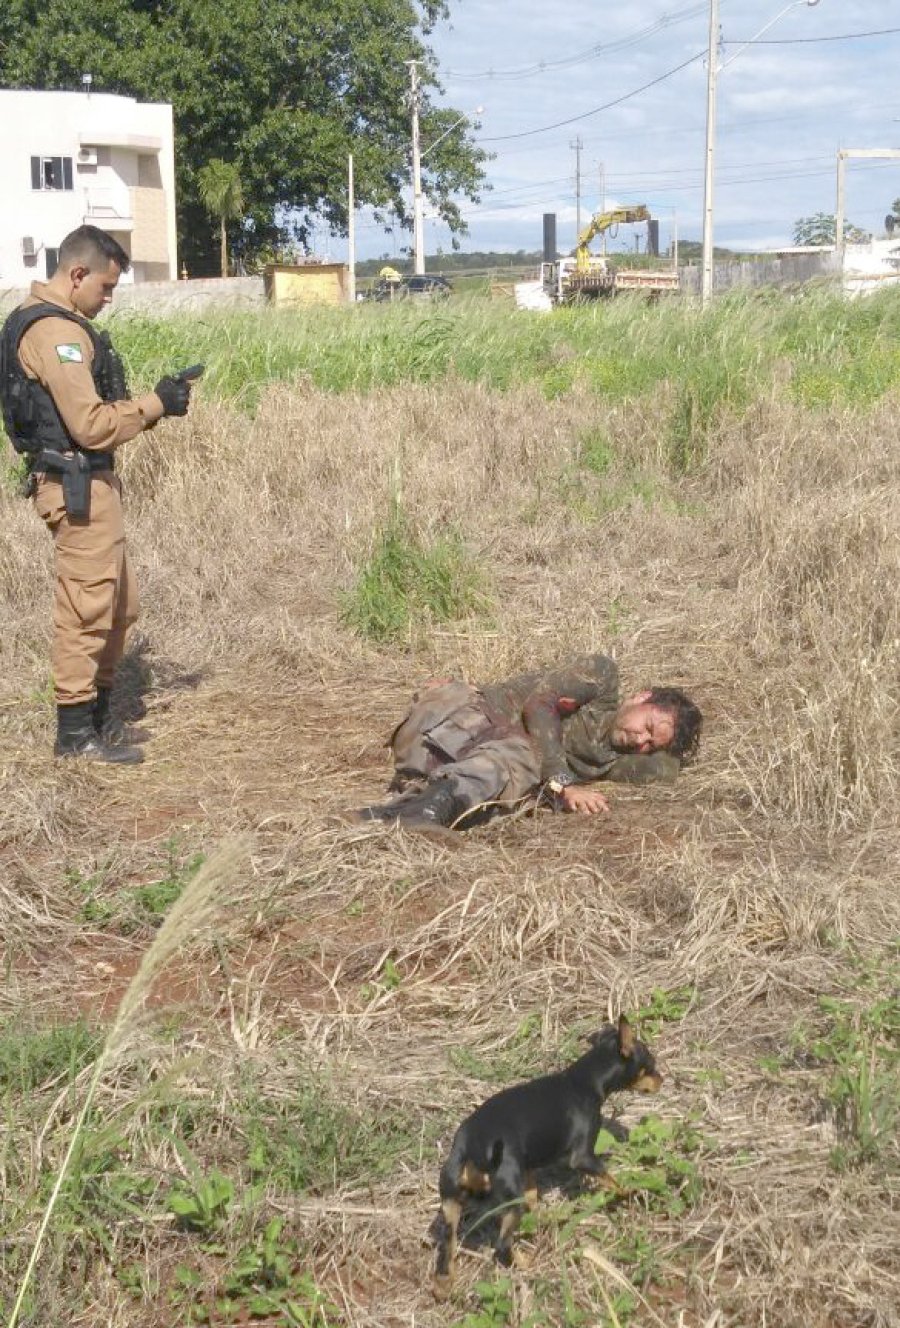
[0,304,128,457]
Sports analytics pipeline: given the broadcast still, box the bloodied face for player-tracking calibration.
[609,692,676,754]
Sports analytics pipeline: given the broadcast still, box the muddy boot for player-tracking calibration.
[358,781,469,829]
[55,701,144,764]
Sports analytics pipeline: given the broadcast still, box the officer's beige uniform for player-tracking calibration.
[17,282,162,705]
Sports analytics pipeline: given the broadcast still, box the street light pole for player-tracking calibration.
[700,0,822,307]
[412,104,483,274]
[571,135,583,245]
[700,0,719,306]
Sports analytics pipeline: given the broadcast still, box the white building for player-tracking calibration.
[0,87,178,287]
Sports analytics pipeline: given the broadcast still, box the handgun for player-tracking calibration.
[172,364,205,383]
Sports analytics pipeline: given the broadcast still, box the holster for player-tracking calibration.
[38,450,92,520]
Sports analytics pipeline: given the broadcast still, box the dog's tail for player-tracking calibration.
[440,1138,504,1200]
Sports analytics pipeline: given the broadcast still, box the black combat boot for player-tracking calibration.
[93,686,112,736]
[55,701,144,764]
[358,781,469,829]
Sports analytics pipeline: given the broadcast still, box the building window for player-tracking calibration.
[30,156,74,191]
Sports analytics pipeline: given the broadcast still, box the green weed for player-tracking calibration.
[576,429,615,475]
[360,955,403,1002]
[98,285,900,422]
[451,1276,513,1328]
[168,1217,337,1326]
[1,454,31,496]
[592,1116,704,1217]
[239,1075,438,1193]
[132,848,206,920]
[340,502,489,643]
[799,952,899,1170]
[69,842,206,932]
[633,986,695,1038]
[167,1168,234,1234]
[0,1018,101,1095]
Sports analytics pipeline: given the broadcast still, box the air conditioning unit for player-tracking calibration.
[21,236,36,257]
[77,146,99,166]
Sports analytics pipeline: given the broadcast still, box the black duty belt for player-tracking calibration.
[37,450,114,473]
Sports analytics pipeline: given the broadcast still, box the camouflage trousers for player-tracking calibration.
[388,681,541,814]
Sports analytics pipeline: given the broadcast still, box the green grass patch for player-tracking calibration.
[795,948,899,1171]
[340,502,490,643]
[241,1074,439,1193]
[0,1016,101,1095]
[68,841,207,933]
[167,1218,336,1326]
[91,286,900,426]
[633,986,696,1039]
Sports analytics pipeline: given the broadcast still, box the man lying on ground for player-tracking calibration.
[357,654,703,830]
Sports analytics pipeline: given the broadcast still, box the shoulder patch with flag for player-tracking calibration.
[55,343,84,364]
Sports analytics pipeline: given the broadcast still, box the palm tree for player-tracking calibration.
[197,159,244,277]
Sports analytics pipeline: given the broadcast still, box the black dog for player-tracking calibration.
[433,1015,662,1298]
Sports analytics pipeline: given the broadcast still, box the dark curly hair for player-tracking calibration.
[646,687,703,762]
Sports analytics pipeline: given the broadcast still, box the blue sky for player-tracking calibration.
[347,0,900,263]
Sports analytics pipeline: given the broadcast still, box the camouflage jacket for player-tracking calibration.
[479,653,680,787]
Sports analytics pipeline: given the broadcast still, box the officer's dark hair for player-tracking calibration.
[646,687,703,762]
[58,225,131,274]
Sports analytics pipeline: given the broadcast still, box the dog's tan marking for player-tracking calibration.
[460,1160,492,1194]
[634,1069,663,1094]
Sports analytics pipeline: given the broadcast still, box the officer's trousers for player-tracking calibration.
[389,681,541,813]
[34,472,139,705]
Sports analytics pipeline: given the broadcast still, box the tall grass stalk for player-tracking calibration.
[5,840,247,1328]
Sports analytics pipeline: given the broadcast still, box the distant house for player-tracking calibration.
[0,88,178,287]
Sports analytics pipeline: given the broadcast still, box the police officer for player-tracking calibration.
[0,225,194,763]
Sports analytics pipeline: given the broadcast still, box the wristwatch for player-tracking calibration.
[547,771,576,795]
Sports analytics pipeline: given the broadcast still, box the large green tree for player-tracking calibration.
[0,0,489,273]
[793,213,871,246]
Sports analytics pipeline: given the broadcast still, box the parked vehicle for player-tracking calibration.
[366,272,453,302]
[402,274,453,299]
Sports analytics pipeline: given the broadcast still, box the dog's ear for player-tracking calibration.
[617,1014,636,1058]
[586,1030,603,1048]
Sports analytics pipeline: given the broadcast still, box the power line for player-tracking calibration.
[444,2,712,81]
[725,26,900,46]
[479,49,707,142]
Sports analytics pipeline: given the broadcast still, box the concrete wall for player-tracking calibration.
[678,249,841,296]
[0,275,265,319]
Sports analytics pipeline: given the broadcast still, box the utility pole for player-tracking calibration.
[406,60,426,275]
[571,136,583,243]
[701,0,720,306]
[347,152,356,303]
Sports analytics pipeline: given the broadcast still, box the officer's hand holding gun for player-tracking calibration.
[153,363,204,417]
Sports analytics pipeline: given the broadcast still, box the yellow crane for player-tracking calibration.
[540,203,678,304]
[574,205,651,272]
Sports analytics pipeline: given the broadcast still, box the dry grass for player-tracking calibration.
[1,336,898,1327]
